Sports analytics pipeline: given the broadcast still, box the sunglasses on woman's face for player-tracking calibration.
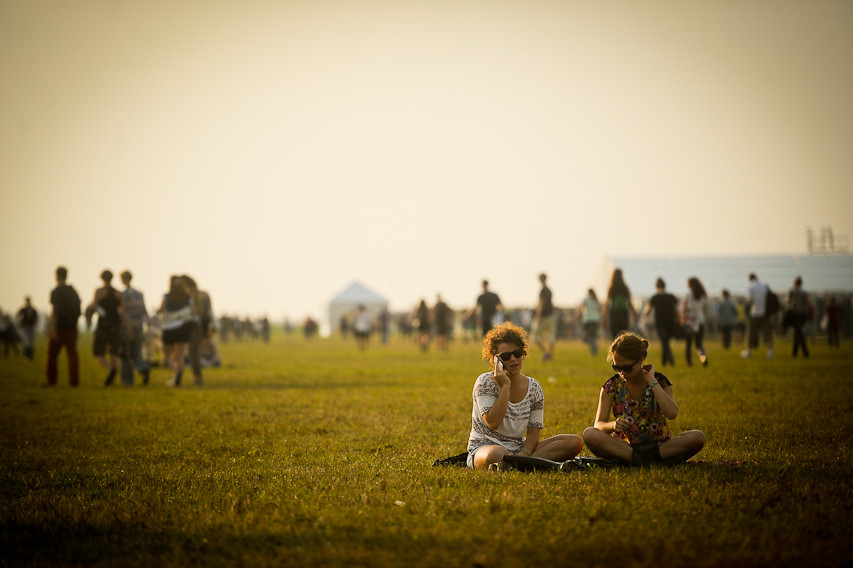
[611,360,640,373]
[497,348,525,362]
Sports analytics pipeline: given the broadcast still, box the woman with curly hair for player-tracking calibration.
[466,322,582,470]
[582,331,705,465]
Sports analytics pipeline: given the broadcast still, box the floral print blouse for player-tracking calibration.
[603,372,673,445]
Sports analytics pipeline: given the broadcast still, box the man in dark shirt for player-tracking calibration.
[644,277,679,366]
[533,273,557,361]
[475,280,503,337]
[46,266,81,386]
[16,296,39,361]
[87,270,128,386]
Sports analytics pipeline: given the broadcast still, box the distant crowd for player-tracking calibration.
[332,270,847,362]
[0,265,847,388]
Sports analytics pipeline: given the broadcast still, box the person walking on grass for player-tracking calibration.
[582,331,705,466]
[16,296,39,362]
[87,270,129,386]
[825,296,841,348]
[682,276,709,367]
[352,304,374,351]
[787,276,813,359]
[466,322,583,470]
[159,275,195,386]
[742,273,774,359]
[472,279,503,337]
[120,270,151,386]
[716,289,738,350]
[602,268,635,339]
[45,266,82,387]
[578,288,602,356]
[532,273,557,362]
[643,278,678,367]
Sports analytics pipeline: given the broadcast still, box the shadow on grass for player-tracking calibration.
[0,520,437,567]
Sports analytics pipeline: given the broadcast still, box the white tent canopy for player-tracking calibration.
[596,254,853,300]
[328,281,388,335]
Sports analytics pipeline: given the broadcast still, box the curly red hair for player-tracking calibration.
[481,322,529,362]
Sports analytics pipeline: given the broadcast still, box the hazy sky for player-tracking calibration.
[2,0,852,329]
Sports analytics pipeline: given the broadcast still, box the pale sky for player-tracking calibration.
[2,0,852,329]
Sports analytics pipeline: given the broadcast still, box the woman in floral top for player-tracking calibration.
[582,331,705,465]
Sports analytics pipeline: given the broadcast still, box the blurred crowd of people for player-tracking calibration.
[2,265,848,387]
[331,270,849,361]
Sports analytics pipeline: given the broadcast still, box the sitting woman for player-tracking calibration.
[582,331,705,465]
[467,322,583,470]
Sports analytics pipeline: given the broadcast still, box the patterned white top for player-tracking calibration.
[467,372,545,454]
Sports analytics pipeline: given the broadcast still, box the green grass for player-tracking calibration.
[1,332,851,567]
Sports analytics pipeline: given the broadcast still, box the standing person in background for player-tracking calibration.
[119,270,150,386]
[159,275,195,386]
[0,308,20,357]
[472,280,503,337]
[433,295,453,351]
[644,278,679,367]
[45,266,82,387]
[352,304,374,351]
[602,268,635,339]
[16,297,39,362]
[578,289,602,356]
[87,270,128,386]
[787,276,813,358]
[825,296,841,348]
[378,308,390,345]
[716,289,738,350]
[414,299,431,351]
[181,275,212,386]
[742,273,773,359]
[532,273,556,362]
[682,277,709,367]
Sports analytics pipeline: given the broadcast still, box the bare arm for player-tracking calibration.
[592,388,617,432]
[482,360,511,430]
[642,364,678,419]
[522,427,541,455]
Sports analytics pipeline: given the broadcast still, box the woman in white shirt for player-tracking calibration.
[466,322,582,470]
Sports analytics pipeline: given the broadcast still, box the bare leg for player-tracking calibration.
[659,430,706,461]
[582,427,633,463]
[472,445,511,470]
[532,434,583,461]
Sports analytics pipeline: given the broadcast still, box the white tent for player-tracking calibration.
[328,281,388,335]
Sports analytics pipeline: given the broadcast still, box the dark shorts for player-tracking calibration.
[162,322,194,345]
[93,323,124,357]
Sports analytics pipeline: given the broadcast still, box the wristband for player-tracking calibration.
[649,380,659,389]
[519,448,531,456]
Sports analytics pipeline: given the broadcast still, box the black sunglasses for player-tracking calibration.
[497,348,525,362]
[611,360,640,373]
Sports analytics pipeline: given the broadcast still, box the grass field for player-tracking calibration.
[1,331,851,567]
